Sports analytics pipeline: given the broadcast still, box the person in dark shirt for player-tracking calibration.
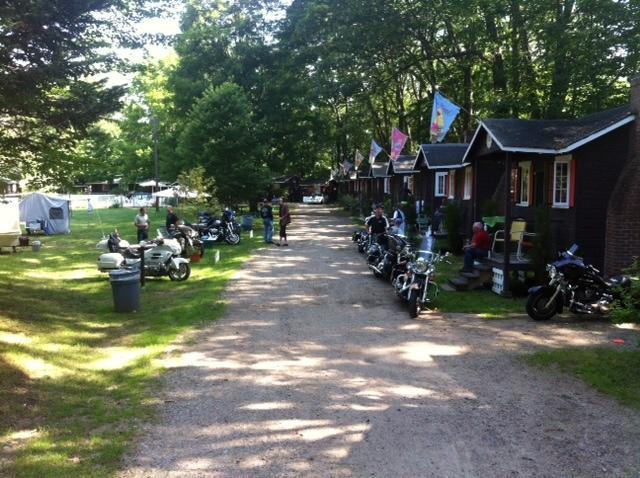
[365,205,390,235]
[165,206,179,230]
[260,199,274,244]
[462,221,492,271]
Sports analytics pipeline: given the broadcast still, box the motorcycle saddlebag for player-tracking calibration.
[98,253,124,272]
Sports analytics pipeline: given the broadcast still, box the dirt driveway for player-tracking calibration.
[122,205,640,477]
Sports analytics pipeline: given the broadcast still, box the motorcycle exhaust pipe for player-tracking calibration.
[368,264,383,274]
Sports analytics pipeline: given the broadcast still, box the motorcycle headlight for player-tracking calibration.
[410,258,428,274]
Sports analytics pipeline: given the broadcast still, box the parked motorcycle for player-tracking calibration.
[167,224,204,258]
[368,234,409,281]
[393,249,450,318]
[96,232,191,281]
[352,230,370,254]
[195,209,241,245]
[526,244,631,320]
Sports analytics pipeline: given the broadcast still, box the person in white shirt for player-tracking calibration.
[134,207,150,242]
[392,203,406,236]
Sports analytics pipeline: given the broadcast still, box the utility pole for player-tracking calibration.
[151,116,160,212]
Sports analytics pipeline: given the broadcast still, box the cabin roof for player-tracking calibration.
[371,160,391,178]
[417,143,469,169]
[388,155,419,175]
[466,105,634,160]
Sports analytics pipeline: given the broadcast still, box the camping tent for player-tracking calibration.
[19,193,71,235]
[152,187,199,199]
[0,200,21,248]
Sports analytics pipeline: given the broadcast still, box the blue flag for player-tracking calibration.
[369,140,383,164]
[430,92,461,143]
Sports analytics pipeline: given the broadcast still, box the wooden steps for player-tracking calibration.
[448,261,493,292]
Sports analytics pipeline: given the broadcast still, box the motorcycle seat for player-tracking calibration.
[607,275,631,288]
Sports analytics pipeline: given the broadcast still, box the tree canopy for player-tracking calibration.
[3,0,639,196]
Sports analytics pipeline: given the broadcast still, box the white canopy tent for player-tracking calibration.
[151,187,200,199]
[0,200,21,248]
[19,193,71,235]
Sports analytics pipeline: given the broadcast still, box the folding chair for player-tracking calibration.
[491,220,526,257]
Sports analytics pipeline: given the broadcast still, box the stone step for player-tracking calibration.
[449,277,469,291]
[461,270,480,279]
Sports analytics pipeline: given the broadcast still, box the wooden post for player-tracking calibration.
[502,152,512,297]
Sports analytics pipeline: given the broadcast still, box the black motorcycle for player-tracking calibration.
[368,234,409,281]
[526,244,631,320]
[195,209,241,245]
[352,230,370,254]
[393,249,449,318]
[168,224,204,259]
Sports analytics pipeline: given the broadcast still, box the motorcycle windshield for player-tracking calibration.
[418,234,436,253]
[416,250,437,263]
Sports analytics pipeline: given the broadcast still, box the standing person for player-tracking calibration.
[165,206,179,230]
[392,203,406,236]
[260,198,274,244]
[276,199,291,246]
[134,207,150,243]
[462,222,491,272]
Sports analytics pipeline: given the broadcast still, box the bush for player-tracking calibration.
[612,258,640,324]
[530,207,553,283]
[337,194,358,215]
[445,202,463,253]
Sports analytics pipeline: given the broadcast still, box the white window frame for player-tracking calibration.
[447,170,456,199]
[384,177,391,194]
[517,161,531,207]
[435,172,448,197]
[552,155,572,209]
[463,167,472,200]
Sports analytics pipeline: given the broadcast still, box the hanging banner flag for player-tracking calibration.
[341,160,353,175]
[369,140,383,164]
[354,150,365,169]
[390,127,409,161]
[430,91,461,143]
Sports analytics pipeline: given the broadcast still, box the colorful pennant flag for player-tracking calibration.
[369,140,383,164]
[390,127,409,161]
[354,150,365,169]
[430,91,461,143]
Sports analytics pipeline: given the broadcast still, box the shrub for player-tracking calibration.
[611,258,640,324]
[530,207,553,283]
[445,202,463,253]
[337,194,358,215]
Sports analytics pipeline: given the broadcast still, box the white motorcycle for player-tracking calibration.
[96,231,191,281]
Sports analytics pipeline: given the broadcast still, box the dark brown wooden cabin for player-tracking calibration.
[413,144,469,220]
[464,105,635,292]
[387,155,420,205]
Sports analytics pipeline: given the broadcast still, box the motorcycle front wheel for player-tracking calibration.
[408,288,422,318]
[225,232,241,245]
[169,263,191,282]
[526,288,558,321]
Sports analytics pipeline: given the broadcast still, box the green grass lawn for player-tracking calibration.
[0,207,264,477]
[432,254,526,319]
[526,348,640,410]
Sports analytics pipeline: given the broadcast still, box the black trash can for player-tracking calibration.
[109,269,140,313]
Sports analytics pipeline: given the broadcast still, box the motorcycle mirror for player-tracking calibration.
[568,244,579,255]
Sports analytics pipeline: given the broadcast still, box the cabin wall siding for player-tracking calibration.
[574,126,631,270]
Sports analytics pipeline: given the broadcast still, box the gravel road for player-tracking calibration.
[122,205,640,478]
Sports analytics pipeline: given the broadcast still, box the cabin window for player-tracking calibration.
[447,170,456,199]
[517,161,531,207]
[463,167,472,200]
[435,172,447,197]
[384,177,391,194]
[553,156,572,208]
